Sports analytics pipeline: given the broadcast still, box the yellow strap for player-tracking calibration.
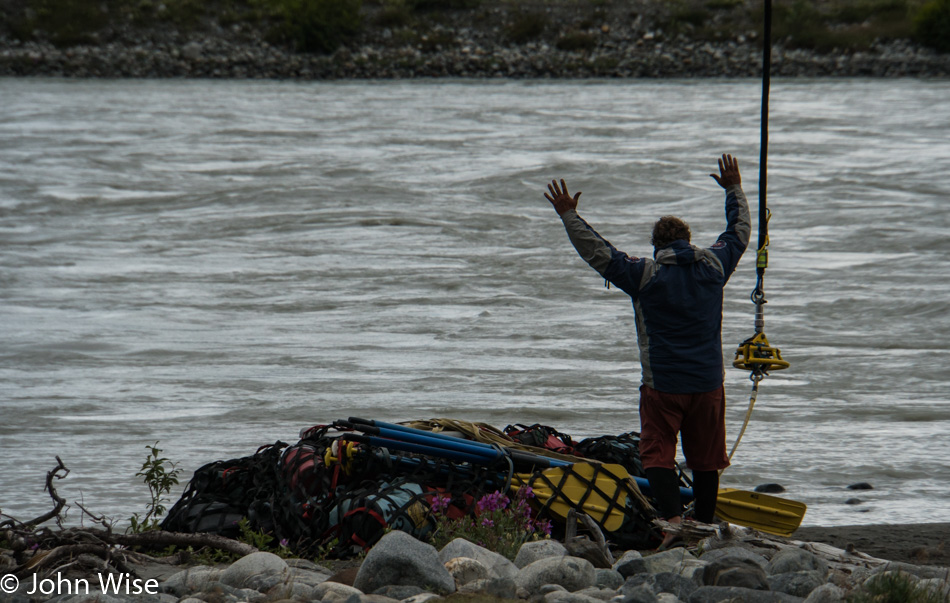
[724,376,761,472]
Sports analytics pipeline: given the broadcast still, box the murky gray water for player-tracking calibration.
[1,78,948,529]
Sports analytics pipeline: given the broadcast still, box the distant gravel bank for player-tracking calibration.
[2,36,948,79]
[2,0,948,79]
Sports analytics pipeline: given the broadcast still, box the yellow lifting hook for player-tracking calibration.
[733,331,789,374]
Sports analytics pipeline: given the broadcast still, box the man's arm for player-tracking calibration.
[545,179,645,295]
[708,154,751,278]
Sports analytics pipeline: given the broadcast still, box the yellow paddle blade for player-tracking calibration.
[512,462,632,533]
[716,488,806,537]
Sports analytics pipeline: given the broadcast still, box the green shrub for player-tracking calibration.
[408,0,480,12]
[847,571,950,603]
[373,0,413,28]
[506,11,548,44]
[128,442,182,534]
[556,31,597,52]
[833,0,908,24]
[705,0,743,9]
[21,0,112,46]
[915,0,950,52]
[271,0,362,54]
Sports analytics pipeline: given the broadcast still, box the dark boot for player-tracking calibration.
[692,470,720,524]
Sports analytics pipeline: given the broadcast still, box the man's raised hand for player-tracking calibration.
[545,179,581,216]
[710,154,741,189]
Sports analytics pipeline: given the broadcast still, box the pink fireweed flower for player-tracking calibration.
[476,491,509,513]
[481,517,495,527]
[430,494,452,514]
[279,538,290,548]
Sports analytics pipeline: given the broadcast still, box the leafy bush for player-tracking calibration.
[17,0,112,46]
[128,442,181,534]
[847,571,950,603]
[270,0,362,54]
[506,11,548,44]
[408,0,480,11]
[915,0,950,52]
[556,31,598,52]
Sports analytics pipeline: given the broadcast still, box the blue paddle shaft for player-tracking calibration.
[345,418,695,499]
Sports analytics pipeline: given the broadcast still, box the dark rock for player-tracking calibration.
[619,584,659,603]
[327,567,360,586]
[766,549,829,578]
[844,498,863,505]
[439,538,519,579]
[564,537,614,568]
[654,571,701,600]
[352,531,455,595]
[613,550,648,578]
[702,557,770,590]
[372,585,425,599]
[847,482,874,490]
[621,573,656,596]
[515,555,596,593]
[755,483,786,493]
[699,547,769,570]
[594,568,624,590]
[689,585,804,602]
[514,539,568,568]
[768,570,824,598]
[458,576,518,598]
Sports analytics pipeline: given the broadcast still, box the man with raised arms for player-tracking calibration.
[544,154,750,550]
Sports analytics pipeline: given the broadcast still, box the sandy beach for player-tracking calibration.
[793,523,950,568]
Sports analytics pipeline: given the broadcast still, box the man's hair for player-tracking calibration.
[651,216,691,249]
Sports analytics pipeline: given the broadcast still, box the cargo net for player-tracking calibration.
[162,420,673,556]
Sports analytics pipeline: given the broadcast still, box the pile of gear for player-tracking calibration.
[161,418,691,557]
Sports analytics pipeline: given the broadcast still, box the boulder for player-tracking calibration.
[622,573,656,595]
[288,567,332,587]
[515,539,569,568]
[160,566,221,597]
[618,584,659,603]
[545,592,609,603]
[594,568,624,590]
[766,549,829,577]
[573,586,621,601]
[688,585,805,602]
[653,571,700,601]
[642,549,702,576]
[352,531,455,595]
[219,552,290,589]
[802,582,846,602]
[702,557,769,590]
[371,585,425,599]
[439,538,519,579]
[699,546,769,570]
[516,555,597,593]
[312,581,364,602]
[768,570,825,598]
[445,557,490,587]
[613,550,648,578]
[458,576,518,598]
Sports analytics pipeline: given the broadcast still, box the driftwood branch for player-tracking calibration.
[24,456,70,528]
[108,530,259,557]
[16,544,135,578]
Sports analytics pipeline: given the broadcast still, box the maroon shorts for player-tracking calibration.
[638,384,729,472]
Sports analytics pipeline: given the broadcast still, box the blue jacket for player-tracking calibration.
[561,185,751,393]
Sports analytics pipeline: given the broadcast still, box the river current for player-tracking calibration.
[1,78,948,529]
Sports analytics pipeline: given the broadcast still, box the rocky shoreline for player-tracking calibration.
[4,526,950,603]
[2,35,948,79]
[2,0,949,80]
